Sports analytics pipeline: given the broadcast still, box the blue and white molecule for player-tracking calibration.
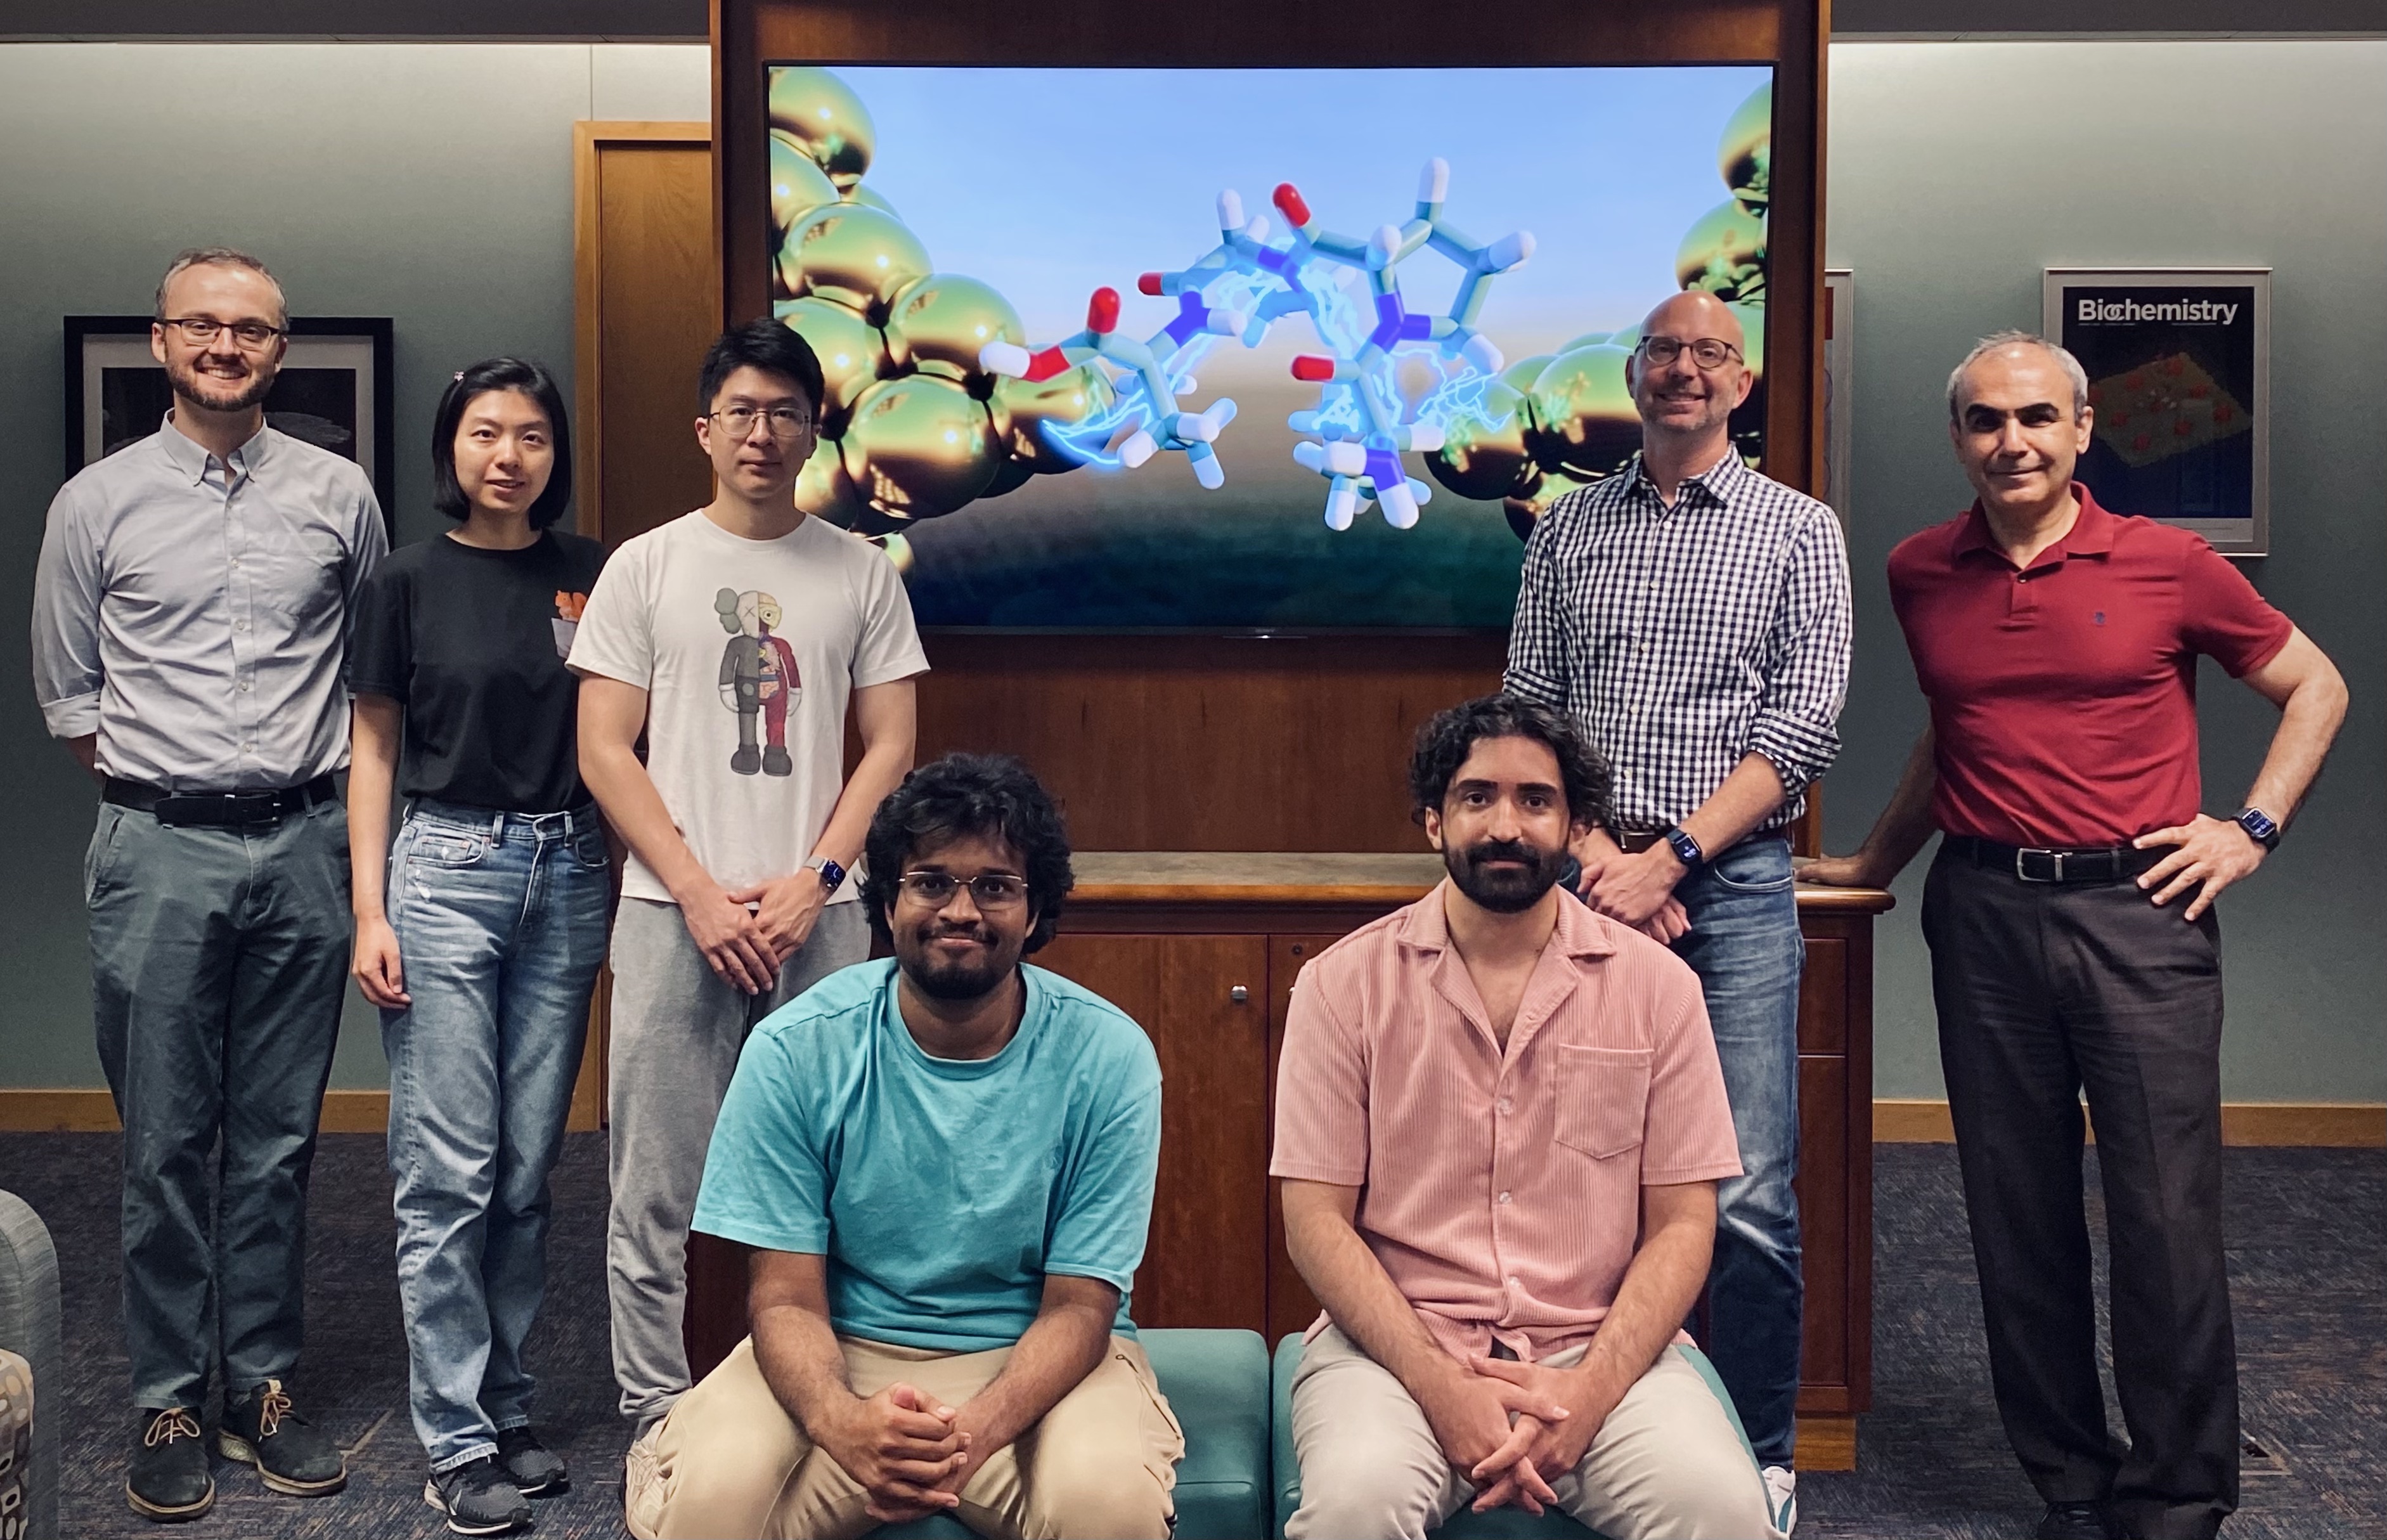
[978,158,1534,531]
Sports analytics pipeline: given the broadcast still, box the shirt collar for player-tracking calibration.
[1950,481,2115,567]
[157,411,272,485]
[1396,879,1618,962]
[1626,444,1747,508]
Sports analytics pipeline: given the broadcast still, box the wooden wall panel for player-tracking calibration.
[917,635,1506,853]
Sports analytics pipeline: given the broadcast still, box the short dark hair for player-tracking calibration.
[1408,694,1613,831]
[698,318,825,418]
[860,754,1075,955]
[430,358,574,529]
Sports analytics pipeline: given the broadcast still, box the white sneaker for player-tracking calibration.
[1762,1465,1797,1536]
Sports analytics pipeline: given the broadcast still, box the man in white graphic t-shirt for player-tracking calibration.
[569,319,929,1439]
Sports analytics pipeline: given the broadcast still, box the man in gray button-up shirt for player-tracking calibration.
[31,248,385,1522]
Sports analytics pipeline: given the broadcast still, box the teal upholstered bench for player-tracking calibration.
[1270,1333,1758,1540]
[881,1327,1270,1540]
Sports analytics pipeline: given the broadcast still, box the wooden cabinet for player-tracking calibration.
[682,853,1890,1466]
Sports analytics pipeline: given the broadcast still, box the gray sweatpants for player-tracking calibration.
[604,896,870,1429]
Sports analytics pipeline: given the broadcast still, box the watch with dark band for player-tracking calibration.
[2233,807,2281,852]
[1661,825,1706,872]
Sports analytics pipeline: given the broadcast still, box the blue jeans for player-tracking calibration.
[382,801,611,1471]
[1669,834,1804,1468]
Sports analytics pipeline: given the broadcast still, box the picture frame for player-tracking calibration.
[1822,268,1853,526]
[63,315,397,534]
[2041,268,2268,557]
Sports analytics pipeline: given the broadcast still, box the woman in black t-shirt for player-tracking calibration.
[345,359,609,1532]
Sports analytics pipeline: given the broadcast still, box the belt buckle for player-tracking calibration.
[2014,847,2064,883]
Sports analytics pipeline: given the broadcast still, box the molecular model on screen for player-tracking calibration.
[976,158,1536,531]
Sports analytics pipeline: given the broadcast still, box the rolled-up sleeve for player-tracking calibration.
[31,481,103,741]
[1503,517,1569,708]
[1744,507,1851,796]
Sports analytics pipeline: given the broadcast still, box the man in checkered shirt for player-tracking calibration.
[1504,290,1851,1534]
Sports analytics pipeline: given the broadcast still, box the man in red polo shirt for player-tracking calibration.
[1803,332,2345,1540]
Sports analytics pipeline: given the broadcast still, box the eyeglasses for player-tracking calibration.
[897,870,1029,910]
[709,406,813,438]
[158,316,287,350]
[1636,336,1745,370]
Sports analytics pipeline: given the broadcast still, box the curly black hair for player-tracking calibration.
[1407,694,1613,831]
[860,753,1075,954]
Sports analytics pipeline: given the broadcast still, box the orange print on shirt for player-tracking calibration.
[555,591,588,622]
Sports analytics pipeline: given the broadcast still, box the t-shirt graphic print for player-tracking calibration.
[716,587,802,776]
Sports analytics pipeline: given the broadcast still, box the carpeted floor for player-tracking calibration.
[0,1132,2377,1538]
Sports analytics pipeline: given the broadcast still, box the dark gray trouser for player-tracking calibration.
[86,799,351,1411]
[1922,847,2237,1540]
[604,897,870,1432]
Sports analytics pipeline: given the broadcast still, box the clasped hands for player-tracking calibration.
[817,1381,979,1522]
[1574,830,1692,945]
[678,871,828,993]
[1422,1356,1608,1516]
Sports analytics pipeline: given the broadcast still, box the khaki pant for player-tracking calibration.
[1285,1326,1782,1540]
[625,1334,1182,1540]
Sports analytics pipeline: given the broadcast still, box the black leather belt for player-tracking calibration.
[1945,834,2164,885]
[104,774,338,827]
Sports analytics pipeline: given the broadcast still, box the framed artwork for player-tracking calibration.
[719,0,1827,631]
[63,315,397,532]
[2042,268,2268,556]
[1820,269,1852,526]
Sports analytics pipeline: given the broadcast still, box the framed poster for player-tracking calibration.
[2042,268,2268,556]
[63,315,397,533]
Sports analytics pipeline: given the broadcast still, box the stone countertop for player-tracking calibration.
[1069,851,1894,910]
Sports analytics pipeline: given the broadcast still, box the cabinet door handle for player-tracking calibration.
[1229,985,1250,1004]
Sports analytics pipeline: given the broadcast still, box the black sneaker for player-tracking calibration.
[126,1407,215,1522]
[425,1456,533,1536]
[495,1425,569,1497]
[2036,1501,2119,1540]
[217,1378,347,1496]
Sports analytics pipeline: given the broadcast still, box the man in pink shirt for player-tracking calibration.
[1273,695,1777,1540]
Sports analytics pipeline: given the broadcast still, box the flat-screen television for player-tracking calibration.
[765,63,1773,629]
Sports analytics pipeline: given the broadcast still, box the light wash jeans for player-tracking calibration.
[381,800,612,1472]
[1669,832,1806,1469]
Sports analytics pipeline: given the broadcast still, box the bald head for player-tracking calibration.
[1641,290,1745,352]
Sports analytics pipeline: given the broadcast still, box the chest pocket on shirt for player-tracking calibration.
[1554,1045,1652,1160]
[254,520,346,625]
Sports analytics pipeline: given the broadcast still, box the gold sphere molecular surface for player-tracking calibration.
[769,132,839,237]
[773,295,889,416]
[1525,345,1643,481]
[779,204,933,314]
[767,66,876,190]
[884,274,1026,383]
[991,365,1116,476]
[840,375,1002,519]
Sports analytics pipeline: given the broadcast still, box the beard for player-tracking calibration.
[166,353,276,415]
[898,921,1018,1001]
[1446,838,1563,914]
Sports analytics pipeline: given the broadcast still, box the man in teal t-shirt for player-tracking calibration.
[623,754,1181,1540]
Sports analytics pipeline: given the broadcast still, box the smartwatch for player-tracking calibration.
[2233,807,2280,852]
[1661,825,1706,872]
[805,855,848,891]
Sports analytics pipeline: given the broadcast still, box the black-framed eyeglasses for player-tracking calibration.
[158,316,287,350]
[1636,336,1745,370]
[897,870,1029,910]
[708,405,813,438]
